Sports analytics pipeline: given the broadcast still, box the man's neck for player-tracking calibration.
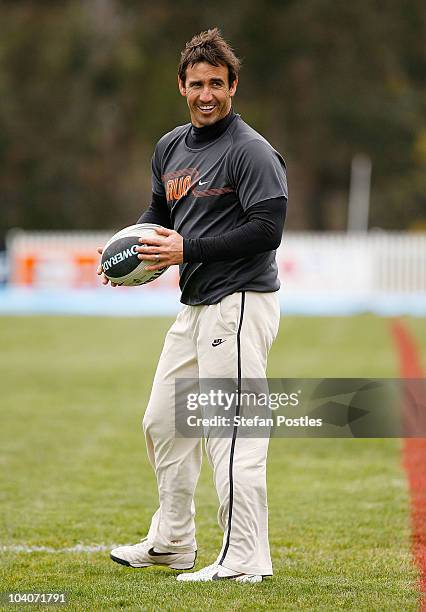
[187,109,235,148]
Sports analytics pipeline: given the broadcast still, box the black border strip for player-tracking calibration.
[219,291,245,566]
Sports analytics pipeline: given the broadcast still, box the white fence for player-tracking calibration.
[1,230,425,315]
[281,233,426,294]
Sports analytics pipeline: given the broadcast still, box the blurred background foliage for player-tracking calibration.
[0,0,424,234]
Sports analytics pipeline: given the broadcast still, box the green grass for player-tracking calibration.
[0,315,423,611]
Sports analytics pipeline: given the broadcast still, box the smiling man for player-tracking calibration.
[180,61,237,127]
[105,28,288,583]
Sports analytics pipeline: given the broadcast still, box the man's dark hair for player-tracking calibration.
[178,28,241,86]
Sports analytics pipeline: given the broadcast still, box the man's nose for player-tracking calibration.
[199,86,213,102]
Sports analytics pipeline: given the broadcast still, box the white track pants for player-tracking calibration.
[142,291,280,575]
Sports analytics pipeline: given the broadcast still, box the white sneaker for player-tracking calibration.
[176,563,218,582]
[176,563,263,583]
[110,538,196,570]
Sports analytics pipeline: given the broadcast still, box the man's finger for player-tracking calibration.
[136,245,161,254]
[137,253,165,262]
[139,236,163,246]
[155,227,173,236]
[97,246,103,254]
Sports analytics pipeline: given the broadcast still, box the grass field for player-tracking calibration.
[0,315,424,611]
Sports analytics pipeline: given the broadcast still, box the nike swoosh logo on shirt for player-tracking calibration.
[198,180,209,185]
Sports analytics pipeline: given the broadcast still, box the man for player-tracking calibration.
[99,28,287,583]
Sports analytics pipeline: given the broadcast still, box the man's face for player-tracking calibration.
[178,62,238,128]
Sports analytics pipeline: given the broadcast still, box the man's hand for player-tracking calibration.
[136,227,183,271]
[96,246,118,287]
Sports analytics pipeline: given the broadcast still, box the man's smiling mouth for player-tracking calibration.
[198,105,216,113]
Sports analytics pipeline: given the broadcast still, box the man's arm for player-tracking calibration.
[137,139,172,227]
[183,196,286,263]
[137,192,172,228]
[136,196,286,270]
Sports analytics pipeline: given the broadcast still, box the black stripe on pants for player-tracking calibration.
[219,291,245,566]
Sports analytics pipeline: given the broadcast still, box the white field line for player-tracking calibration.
[0,544,121,553]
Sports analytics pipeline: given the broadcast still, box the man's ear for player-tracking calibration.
[178,76,186,97]
[229,76,238,98]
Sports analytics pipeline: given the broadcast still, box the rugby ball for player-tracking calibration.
[101,223,168,286]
